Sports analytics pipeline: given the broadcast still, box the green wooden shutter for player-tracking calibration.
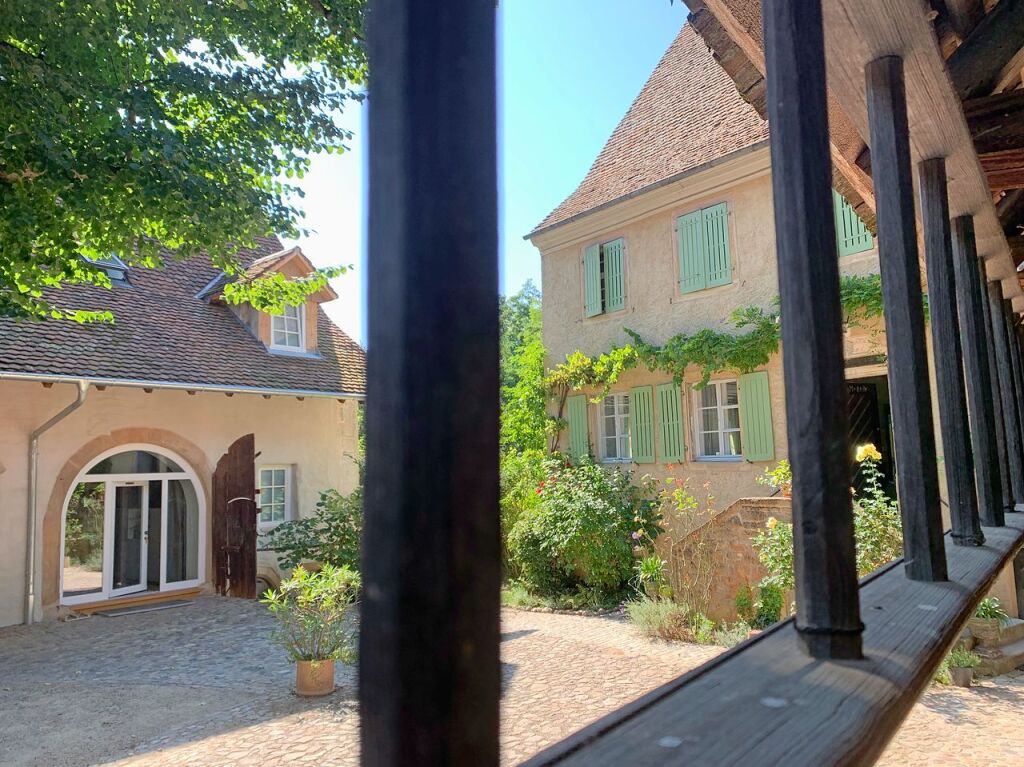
[702,203,733,287]
[630,386,655,463]
[833,190,873,257]
[656,382,685,462]
[603,238,625,312]
[676,210,706,294]
[583,244,602,317]
[567,394,589,462]
[738,371,775,461]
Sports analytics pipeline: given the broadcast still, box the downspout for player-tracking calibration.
[25,380,89,624]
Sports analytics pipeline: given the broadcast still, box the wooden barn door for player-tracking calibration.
[212,434,257,598]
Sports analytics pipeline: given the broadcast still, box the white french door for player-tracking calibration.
[106,482,149,598]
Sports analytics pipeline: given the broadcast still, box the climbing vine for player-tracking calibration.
[543,273,916,451]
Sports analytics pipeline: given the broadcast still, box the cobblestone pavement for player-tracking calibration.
[0,596,1021,766]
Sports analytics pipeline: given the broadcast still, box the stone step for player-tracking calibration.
[969,616,1024,648]
[977,635,1024,677]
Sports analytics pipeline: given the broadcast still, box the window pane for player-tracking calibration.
[726,431,742,456]
[605,436,618,459]
[273,469,286,486]
[87,450,182,475]
[701,408,719,432]
[619,394,630,415]
[260,469,274,486]
[725,408,741,430]
[725,381,739,406]
[166,479,200,583]
[702,432,720,456]
[63,482,106,598]
[700,386,717,407]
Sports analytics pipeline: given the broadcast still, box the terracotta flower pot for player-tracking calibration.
[949,666,974,688]
[296,660,336,696]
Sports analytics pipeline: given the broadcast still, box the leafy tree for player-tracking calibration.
[500,280,546,452]
[0,1,366,321]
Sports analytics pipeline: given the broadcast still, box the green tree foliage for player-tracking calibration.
[0,1,366,321]
[500,281,546,452]
[265,485,363,571]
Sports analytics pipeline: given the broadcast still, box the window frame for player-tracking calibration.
[599,392,633,463]
[270,303,305,351]
[692,379,743,461]
[581,236,627,319]
[257,465,292,531]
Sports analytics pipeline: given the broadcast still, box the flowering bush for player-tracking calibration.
[753,443,903,593]
[508,456,660,597]
[756,459,792,496]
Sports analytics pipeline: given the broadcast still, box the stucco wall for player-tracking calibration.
[0,380,360,626]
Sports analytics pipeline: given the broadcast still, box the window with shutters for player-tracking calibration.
[600,393,632,462]
[676,202,733,294]
[693,380,742,460]
[833,191,874,257]
[257,465,292,531]
[583,238,626,318]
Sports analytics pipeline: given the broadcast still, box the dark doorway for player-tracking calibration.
[847,376,896,497]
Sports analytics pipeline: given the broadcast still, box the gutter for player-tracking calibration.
[0,371,365,401]
[26,380,88,624]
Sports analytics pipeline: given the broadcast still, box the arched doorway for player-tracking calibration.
[60,445,206,605]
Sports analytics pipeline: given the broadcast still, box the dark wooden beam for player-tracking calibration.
[866,56,948,582]
[964,90,1024,155]
[1003,299,1024,502]
[953,217,1006,528]
[947,0,1024,99]
[940,0,985,41]
[988,280,1024,507]
[360,1,500,765]
[920,159,984,545]
[763,0,863,659]
[980,258,1014,520]
[996,190,1024,241]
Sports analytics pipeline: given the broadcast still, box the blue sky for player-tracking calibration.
[285,2,686,344]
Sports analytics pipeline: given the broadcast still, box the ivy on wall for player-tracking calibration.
[543,273,909,449]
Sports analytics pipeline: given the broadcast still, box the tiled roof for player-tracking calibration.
[0,236,366,396]
[531,23,769,236]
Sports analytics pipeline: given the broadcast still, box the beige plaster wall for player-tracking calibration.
[0,380,360,626]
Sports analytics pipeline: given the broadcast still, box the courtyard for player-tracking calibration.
[0,596,1022,766]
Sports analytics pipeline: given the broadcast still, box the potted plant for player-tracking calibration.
[262,563,360,696]
[756,460,792,498]
[947,646,981,688]
[969,597,1011,646]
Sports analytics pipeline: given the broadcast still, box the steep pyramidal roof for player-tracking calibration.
[531,23,768,236]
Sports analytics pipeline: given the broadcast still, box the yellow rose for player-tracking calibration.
[766,516,778,530]
[855,443,882,462]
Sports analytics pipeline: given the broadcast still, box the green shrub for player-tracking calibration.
[713,621,752,648]
[948,647,981,669]
[265,486,363,571]
[753,584,783,629]
[632,554,670,599]
[509,456,660,598]
[261,564,360,663]
[500,582,621,612]
[689,612,716,645]
[975,597,1011,624]
[734,584,755,623]
[933,655,952,685]
[500,449,545,579]
[626,598,691,641]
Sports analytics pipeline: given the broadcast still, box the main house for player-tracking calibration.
[0,236,365,627]
[526,23,1000,613]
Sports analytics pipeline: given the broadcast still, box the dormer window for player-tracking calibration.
[83,254,130,285]
[271,304,304,350]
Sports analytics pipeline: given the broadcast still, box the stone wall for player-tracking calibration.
[668,496,792,623]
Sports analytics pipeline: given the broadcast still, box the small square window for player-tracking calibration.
[271,305,304,350]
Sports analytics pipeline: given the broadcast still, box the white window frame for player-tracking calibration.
[257,465,292,531]
[270,304,305,351]
[693,380,743,461]
[600,393,632,463]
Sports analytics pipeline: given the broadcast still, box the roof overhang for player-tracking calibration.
[0,371,365,400]
[198,245,341,304]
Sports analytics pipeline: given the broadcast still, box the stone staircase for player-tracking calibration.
[968,617,1024,676]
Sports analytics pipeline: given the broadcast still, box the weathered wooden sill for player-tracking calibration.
[523,513,1024,767]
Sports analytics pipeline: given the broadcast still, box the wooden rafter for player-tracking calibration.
[947,0,1024,99]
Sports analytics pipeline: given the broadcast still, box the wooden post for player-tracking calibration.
[988,280,1024,506]
[952,216,1004,528]
[918,159,983,545]
[865,56,948,581]
[980,258,1015,519]
[360,2,500,765]
[1003,299,1024,505]
[763,0,863,659]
